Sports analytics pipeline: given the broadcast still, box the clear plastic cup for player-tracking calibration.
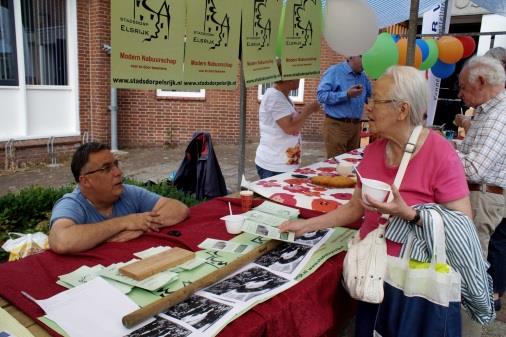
[220,215,245,234]
[336,162,354,176]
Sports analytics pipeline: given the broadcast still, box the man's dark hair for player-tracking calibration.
[71,142,110,182]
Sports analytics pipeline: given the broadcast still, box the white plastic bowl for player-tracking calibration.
[220,215,245,234]
[361,178,391,206]
[336,162,355,176]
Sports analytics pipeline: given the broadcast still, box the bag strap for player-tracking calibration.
[380,125,423,221]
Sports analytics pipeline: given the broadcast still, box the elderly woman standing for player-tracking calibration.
[280,66,472,336]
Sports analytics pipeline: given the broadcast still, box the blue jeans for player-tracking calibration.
[488,218,506,295]
[256,165,283,180]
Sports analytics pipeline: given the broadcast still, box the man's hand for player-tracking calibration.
[122,211,161,232]
[347,85,363,98]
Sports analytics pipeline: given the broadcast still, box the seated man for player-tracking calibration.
[49,142,189,254]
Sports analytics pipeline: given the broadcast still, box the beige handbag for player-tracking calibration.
[342,125,423,303]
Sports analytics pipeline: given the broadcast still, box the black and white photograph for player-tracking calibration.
[125,316,192,337]
[294,229,330,246]
[255,224,269,236]
[212,241,226,250]
[204,266,290,302]
[163,294,233,332]
[255,242,311,274]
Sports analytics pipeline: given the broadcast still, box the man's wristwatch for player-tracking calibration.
[407,209,421,225]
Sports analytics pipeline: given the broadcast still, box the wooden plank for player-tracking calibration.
[122,239,281,328]
[27,323,53,337]
[5,304,34,327]
[119,247,194,281]
[0,296,8,308]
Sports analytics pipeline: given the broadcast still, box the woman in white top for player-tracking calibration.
[255,60,320,179]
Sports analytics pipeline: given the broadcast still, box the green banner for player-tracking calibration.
[241,0,282,87]
[183,0,241,89]
[111,0,185,89]
[280,0,321,80]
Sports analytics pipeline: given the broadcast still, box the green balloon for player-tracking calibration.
[363,32,399,79]
[419,39,439,70]
[275,4,286,57]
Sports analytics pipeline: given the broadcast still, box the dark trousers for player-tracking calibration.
[488,218,506,295]
[355,301,379,337]
[256,165,283,180]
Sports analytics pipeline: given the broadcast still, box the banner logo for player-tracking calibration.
[290,0,315,48]
[125,0,171,42]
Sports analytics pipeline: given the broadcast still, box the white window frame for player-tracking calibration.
[257,79,305,104]
[156,88,206,98]
[0,0,79,141]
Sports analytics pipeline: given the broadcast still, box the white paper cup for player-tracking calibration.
[220,215,245,234]
[361,178,391,206]
[336,162,355,176]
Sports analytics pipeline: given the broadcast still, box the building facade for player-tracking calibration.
[0,0,409,169]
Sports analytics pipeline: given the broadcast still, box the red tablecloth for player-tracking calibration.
[0,197,356,337]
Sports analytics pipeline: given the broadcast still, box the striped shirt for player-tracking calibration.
[458,91,506,188]
[385,204,495,324]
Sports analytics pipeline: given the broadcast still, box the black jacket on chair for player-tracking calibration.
[173,132,227,200]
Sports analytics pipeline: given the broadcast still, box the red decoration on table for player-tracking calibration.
[311,198,340,212]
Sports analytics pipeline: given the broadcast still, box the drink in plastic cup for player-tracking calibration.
[444,130,455,140]
[220,214,245,234]
[336,162,354,176]
[361,178,391,206]
[240,190,254,212]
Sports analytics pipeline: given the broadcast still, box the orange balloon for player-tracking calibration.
[396,38,422,68]
[437,36,464,64]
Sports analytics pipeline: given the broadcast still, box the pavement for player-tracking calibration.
[0,141,505,336]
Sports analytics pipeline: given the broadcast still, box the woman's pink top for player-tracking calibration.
[356,130,469,256]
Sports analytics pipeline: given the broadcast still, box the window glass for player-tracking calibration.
[21,0,67,85]
[257,79,305,103]
[0,0,18,86]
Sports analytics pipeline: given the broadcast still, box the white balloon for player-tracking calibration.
[324,0,379,56]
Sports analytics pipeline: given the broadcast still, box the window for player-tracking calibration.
[0,0,78,141]
[257,79,305,103]
[0,0,18,86]
[157,88,206,99]
[21,0,68,85]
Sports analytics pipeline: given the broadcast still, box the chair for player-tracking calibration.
[173,132,227,200]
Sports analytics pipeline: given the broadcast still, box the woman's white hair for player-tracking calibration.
[383,65,428,126]
[465,56,506,86]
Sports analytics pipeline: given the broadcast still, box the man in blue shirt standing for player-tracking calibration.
[49,142,189,254]
[317,56,372,158]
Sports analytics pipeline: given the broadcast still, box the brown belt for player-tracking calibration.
[468,183,504,195]
[325,115,361,124]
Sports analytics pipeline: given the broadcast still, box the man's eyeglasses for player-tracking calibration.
[368,99,398,108]
[82,160,120,176]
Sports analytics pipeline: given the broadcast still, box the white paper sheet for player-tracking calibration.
[24,277,149,337]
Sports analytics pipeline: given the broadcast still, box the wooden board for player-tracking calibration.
[119,247,194,281]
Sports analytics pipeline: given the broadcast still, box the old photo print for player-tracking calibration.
[163,294,233,332]
[204,266,290,302]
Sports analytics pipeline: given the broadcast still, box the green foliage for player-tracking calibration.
[0,180,199,261]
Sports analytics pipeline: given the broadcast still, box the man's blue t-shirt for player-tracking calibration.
[49,184,160,227]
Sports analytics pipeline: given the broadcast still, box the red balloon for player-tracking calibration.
[456,36,476,58]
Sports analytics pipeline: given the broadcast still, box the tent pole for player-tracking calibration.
[237,61,246,190]
[406,0,420,66]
